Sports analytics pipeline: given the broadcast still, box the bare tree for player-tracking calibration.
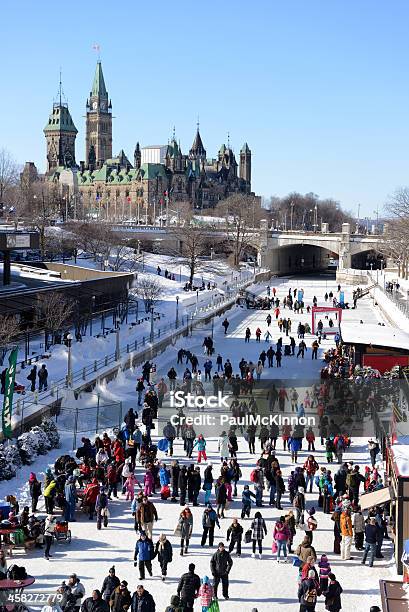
[35,293,75,349]
[377,188,409,279]
[132,276,162,312]
[0,149,19,206]
[169,224,210,285]
[19,182,61,258]
[215,194,265,267]
[0,315,20,366]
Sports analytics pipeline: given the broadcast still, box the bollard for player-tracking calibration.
[105,356,108,366]
[94,360,97,372]
[33,391,38,405]
[127,344,130,353]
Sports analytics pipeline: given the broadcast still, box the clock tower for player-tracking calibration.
[85,61,112,168]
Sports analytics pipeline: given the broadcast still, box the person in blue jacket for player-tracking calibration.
[134,531,155,580]
[159,464,171,488]
[64,476,77,522]
[288,437,302,463]
[241,485,256,519]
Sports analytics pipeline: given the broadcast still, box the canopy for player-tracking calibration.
[359,486,392,511]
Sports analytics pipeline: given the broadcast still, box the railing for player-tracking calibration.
[14,273,256,422]
[369,270,409,318]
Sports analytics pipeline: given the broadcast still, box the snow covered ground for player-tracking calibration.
[0,274,398,611]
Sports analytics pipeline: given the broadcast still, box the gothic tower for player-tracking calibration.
[189,124,206,162]
[134,142,141,169]
[85,61,112,168]
[240,142,251,188]
[44,100,77,173]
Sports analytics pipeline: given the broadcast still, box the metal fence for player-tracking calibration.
[368,271,409,317]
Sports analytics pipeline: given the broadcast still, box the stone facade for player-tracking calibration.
[42,62,254,221]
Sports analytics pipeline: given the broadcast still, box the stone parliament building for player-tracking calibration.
[36,61,254,222]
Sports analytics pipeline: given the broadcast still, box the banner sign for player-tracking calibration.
[2,347,18,438]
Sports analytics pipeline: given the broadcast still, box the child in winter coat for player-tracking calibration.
[318,554,331,594]
[193,435,207,463]
[143,469,154,496]
[305,507,318,543]
[241,485,256,518]
[125,474,139,501]
[198,575,214,611]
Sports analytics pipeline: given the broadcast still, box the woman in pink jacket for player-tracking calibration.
[273,515,291,563]
[198,575,214,611]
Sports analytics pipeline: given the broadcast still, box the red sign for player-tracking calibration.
[311,306,342,335]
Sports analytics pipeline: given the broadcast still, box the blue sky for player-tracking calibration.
[1,1,409,215]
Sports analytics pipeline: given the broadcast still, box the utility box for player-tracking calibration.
[321,222,329,233]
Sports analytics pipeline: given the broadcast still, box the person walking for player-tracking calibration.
[216,479,228,519]
[298,569,319,611]
[353,506,365,551]
[193,434,207,463]
[198,576,213,612]
[64,476,78,522]
[109,581,131,612]
[210,542,233,600]
[136,497,158,539]
[325,573,343,612]
[101,566,120,603]
[273,516,291,563]
[81,590,109,612]
[154,533,173,581]
[177,563,201,612]
[311,340,319,360]
[250,511,267,559]
[38,364,48,392]
[177,506,193,556]
[201,504,220,547]
[133,531,154,580]
[27,365,37,392]
[44,514,57,560]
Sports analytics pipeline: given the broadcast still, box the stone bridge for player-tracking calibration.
[257,223,382,275]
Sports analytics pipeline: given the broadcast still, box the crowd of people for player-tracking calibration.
[1,281,389,612]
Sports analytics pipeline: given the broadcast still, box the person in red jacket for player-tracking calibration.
[83,478,100,520]
[306,427,316,452]
[112,440,125,464]
[304,455,319,493]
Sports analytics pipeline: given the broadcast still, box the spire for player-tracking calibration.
[92,61,107,97]
[241,142,251,154]
[227,132,230,149]
[189,123,206,159]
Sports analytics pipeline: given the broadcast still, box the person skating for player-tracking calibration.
[201,504,220,547]
[222,318,229,334]
[210,542,233,600]
[216,478,228,518]
[177,563,201,612]
[130,586,155,612]
[193,434,207,463]
[153,533,173,581]
[250,511,267,559]
[134,531,154,580]
[325,573,343,612]
[227,517,243,556]
[101,566,120,603]
[245,328,251,343]
[241,485,256,518]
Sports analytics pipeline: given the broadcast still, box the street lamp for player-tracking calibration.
[66,333,73,388]
[176,295,179,328]
[90,295,96,336]
[115,317,121,361]
[290,201,294,231]
[210,247,214,260]
[150,306,154,343]
[196,289,199,304]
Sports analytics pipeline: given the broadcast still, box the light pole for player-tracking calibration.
[196,289,199,304]
[210,247,214,260]
[90,295,95,336]
[150,306,154,343]
[290,201,294,231]
[115,317,121,361]
[176,295,179,328]
[66,333,73,388]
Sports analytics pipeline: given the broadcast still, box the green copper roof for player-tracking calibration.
[92,61,107,97]
[241,142,250,154]
[44,104,77,134]
[219,143,226,154]
[139,163,168,180]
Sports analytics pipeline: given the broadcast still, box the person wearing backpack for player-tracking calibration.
[325,572,343,612]
[298,569,319,611]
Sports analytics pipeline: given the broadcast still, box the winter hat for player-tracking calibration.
[202,576,209,584]
[320,554,329,566]
[29,472,36,482]
[298,487,305,494]
[170,596,181,606]
[308,507,316,516]
[109,567,115,573]
[308,570,315,579]
[139,531,146,537]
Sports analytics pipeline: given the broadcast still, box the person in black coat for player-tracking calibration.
[27,365,37,392]
[227,518,243,556]
[216,480,228,518]
[190,467,201,506]
[324,573,343,612]
[170,460,180,502]
[178,466,188,506]
[124,409,136,434]
[210,542,233,600]
[154,534,173,581]
[130,586,155,612]
[101,567,120,603]
[81,590,109,612]
[177,563,200,612]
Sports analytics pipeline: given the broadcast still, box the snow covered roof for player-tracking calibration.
[390,439,409,478]
[340,321,409,351]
